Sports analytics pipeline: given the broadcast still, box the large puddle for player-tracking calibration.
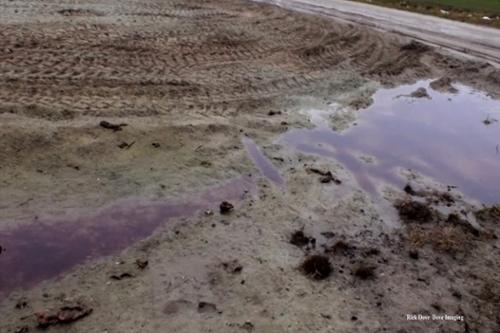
[0,177,255,296]
[280,80,500,203]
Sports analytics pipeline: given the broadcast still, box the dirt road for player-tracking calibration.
[1,0,499,332]
[255,0,500,63]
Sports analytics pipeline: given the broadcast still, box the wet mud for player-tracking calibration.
[0,177,254,295]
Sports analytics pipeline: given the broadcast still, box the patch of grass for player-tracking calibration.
[407,225,468,253]
[351,0,500,27]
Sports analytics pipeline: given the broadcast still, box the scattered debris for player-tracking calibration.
[363,248,380,256]
[353,265,376,280]
[110,272,134,280]
[430,77,458,94]
[409,249,419,260]
[483,115,498,125]
[14,326,29,333]
[410,87,430,99]
[395,200,433,223]
[135,259,149,270]
[35,304,92,328]
[57,8,100,16]
[204,209,214,216]
[239,321,254,331]
[300,255,332,280]
[219,201,234,214]
[320,231,335,239]
[320,313,332,319]
[15,299,28,309]
[222,260,243,274]
[267,110,282,116]
[290,230,315,248]
[66,164,80,171]
[200,160,212,167]
[197,301,218,314]
[307,168,341,184]
[325,240,355,256]
[474,205,500,222]
[446,213,479,236]
[117,141,135,149]
[404,184,417,195]
[400,40,430,53]
[99,120,127,132]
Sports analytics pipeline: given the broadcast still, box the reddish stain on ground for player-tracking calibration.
[0,177,254,296]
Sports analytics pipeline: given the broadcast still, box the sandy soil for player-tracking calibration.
[0,0,499,332]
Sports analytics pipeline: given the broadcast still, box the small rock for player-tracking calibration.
[410,87,430,99]
[135,259,149,270]
[404,184,416,195]
[15,299,28,309]
[290,230,315,248]
[409,250,419,260]
[220,201,234,214]
[395,200,433,223]
[99,120,127,131]
[197,301,218,314]
[222,260,243,274]
[267,110,282,116]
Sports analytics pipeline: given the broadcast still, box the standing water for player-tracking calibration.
[280,80,500,203]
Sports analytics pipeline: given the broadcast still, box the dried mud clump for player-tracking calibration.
[99,120,127,132]
[57,9,101,16]
[219,201,234,214]
[395,200,433,223]
[446,213,480,236]
[400,40,431,53]
[222,260,243,274]
[404,184,417,195]
[300,255,332,280]
[430,77,458,94]
[290,230,315,248]
[410,87,430,99]
[135,259,149,270]
[307,168,342,184]
[325,240,355,256]
[475,205,500,222]
[197,302,218,314]
[35,303,92,328]
[353,265,376,280]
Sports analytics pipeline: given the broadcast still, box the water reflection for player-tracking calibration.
[280,80,500,203]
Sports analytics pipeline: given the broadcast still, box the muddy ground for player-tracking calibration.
[0,0,499,332]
